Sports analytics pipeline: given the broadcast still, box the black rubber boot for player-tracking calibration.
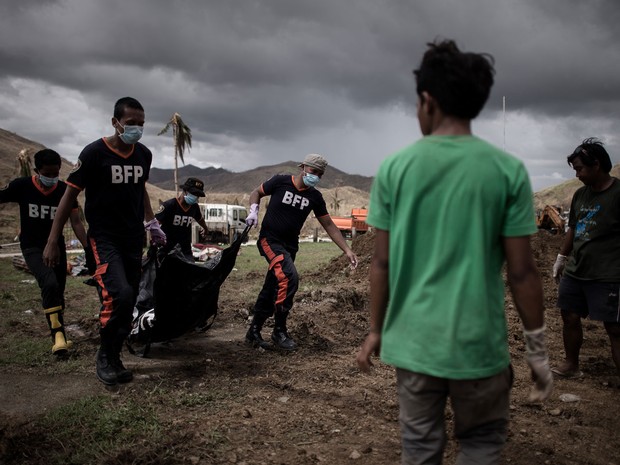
[96,345,118,385]
[271,327,297,351]
[272,310,297,351]
[110,338,133,383]
[245,314,271,349]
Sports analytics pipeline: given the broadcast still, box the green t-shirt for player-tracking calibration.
[565,178,620,282]
[367,135,537,379]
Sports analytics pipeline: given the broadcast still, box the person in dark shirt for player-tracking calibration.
[245,153,358,350]
[552,138,620,382]
[44,97,166,386]
[0,149,87,355]
[155,177,209,259]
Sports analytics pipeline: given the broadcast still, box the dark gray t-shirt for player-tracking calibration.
[566,178,620,281]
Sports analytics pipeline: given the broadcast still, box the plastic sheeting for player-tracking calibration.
[128,227,248,355]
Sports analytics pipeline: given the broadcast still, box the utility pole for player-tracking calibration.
[502,96,506,151]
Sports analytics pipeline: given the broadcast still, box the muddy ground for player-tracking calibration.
[1,231,619,464]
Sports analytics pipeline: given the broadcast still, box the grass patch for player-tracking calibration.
[228,240,346,303]
[3,395,175,465]
[0,337,51,367]
[0,241,345,463]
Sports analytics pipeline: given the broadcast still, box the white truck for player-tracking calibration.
[192,203,248,244]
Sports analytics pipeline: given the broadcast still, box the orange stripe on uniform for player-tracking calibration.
[90,238,114,328]
[259,238,289,307]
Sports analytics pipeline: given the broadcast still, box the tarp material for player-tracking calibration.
[128,226,248,356]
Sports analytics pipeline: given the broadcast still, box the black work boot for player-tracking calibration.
[271,327,297,351]
[272,310,297,351]
[96,346,118,385]
[110,339,133,383]
[245,314,271,349]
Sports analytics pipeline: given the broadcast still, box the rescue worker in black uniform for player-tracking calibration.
[245,154,358,350]
[0,149,87,355]
[155,177,209,260]
[44,97,166,385]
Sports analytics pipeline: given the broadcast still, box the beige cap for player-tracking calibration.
[299,153,328,172]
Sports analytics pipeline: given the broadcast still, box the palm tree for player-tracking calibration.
[330,188,342,215]
[17,149,32,177]
[158,113,192,193]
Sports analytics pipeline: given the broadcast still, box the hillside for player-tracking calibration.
[0,130,370,244]
[3,127,620,239]
[533,164,620,210]
[149,161,374,193]
[0,129,74,186]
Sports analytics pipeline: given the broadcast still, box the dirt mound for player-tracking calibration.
[2,227,618,465]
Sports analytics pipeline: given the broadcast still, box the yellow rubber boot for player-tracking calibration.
[45,306,73,355]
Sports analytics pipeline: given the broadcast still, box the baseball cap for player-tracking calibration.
[298,153,328,173]
[181,177,205,197]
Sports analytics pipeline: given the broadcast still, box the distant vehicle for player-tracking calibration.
[192,203,248,244]
[331,208,369,239]
[536,205,566,234]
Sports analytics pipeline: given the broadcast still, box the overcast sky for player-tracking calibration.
[1,0,618,191]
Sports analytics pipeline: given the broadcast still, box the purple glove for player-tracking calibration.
[145,219,167,246]
[246,203,259,227]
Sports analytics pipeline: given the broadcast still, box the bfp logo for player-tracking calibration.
[29,204,57,219]
[173,215,193,227]
[282,191,310,209]
[111,165,144,184]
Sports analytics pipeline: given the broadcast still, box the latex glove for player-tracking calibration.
[245,203,259,227]
[145,219,167,246]
[523,326,553,402]
[552,254,568,283]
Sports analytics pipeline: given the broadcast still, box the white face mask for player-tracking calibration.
[184,193,198,205]
[39,175,59,187]
[116,120,144,144]
[302,170,320,187]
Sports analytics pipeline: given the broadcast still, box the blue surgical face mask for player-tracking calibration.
[117,121,144,144]
[39,175,59,187]
[184,193,198,205]
[302,171,320,188]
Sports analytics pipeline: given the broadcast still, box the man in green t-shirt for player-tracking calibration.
[356,40,552,464]
[552,138,620,382]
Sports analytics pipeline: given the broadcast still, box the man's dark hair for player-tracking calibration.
[34,149,61,170]
[113,97,144,120]
[413,39,495,119]
[567,137,612,173]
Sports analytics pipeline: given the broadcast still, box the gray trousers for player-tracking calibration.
[397,366,512,465]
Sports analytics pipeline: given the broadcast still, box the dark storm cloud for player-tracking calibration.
[0,0,618,188]
[2,0,619,132]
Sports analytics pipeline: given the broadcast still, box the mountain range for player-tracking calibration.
[3,127,619,211]
[0,128,373,193]
[149,162,373,193]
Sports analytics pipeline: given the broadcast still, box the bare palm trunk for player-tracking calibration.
[173,124,179,194]
[174,148,179,194]
[159,112,191,194]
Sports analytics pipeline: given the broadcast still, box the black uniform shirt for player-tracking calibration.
[67,138,152,238]
[0,176,78,249]
[155,198,203,253]
[259,175,328,248]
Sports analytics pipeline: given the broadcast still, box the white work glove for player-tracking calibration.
[245,203,259,227]
[145,219,167,246]
[552,254,568,283]
[523,326,553,402]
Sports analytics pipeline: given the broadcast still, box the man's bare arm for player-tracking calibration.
[43,186,80,266]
